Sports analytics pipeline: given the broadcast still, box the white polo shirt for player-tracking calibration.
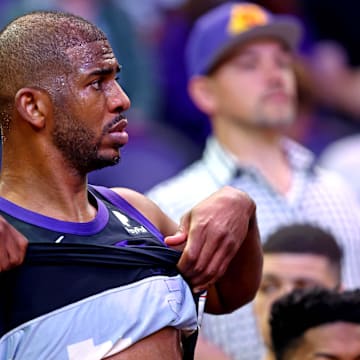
[147,136,360,360]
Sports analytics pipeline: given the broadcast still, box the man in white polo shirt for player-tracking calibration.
[147,2,360,359]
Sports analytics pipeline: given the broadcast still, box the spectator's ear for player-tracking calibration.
[14,87,50,129]
[187,75,217,116]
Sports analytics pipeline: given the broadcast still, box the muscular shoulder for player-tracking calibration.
[110,187,178,236]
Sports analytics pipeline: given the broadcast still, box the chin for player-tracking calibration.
[266,117,294,129]
[87,156,121,172]
[102,156,121,167]
[261,107,295,125]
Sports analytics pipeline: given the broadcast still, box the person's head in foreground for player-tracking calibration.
[270,287,360,360]
[253,223,343,357]
[0,10,130,176]
[185,1,303,134]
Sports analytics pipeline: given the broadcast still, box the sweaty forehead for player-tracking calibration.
[65,40,117,72]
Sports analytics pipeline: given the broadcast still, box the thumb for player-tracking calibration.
[164,230,186,248]
[164,213,190,248]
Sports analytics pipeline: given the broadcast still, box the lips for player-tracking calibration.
[108,117,128,133]
[103,116,129,147]
[264,91,291,102]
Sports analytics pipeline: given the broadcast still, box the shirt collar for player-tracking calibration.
[203,136,239,186]
[281,137,316,172]
[202,136,316,184]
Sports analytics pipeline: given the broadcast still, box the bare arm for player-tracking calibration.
[113,186,263,315]
[166,186,262,314]
[194,335,233,360]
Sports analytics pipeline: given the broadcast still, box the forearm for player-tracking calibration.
[205,216,263,314]
[194,334,233,360]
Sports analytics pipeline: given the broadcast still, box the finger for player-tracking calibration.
[183,221,240,281]
[174,212,199,271]
[0,252,9,272]
[176,213,207,277]
[0,219,10,271]
[165,213,190,250]
[164,230,187,247]
[178,229,227,288]
[180,224,217,279]
[4,226,28,268]
[189,246,231,289]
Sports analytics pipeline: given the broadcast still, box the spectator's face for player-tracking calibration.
[51,39,131,173]
[288,322,360,360]
[207,38,297,130]
[253,253,340,348]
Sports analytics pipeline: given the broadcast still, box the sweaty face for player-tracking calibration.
[51,40,130,174]
[208,38,297,131]
[253,253,340,348]
[288,322,360,360]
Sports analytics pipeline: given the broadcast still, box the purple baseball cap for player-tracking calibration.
[185,2,303,78]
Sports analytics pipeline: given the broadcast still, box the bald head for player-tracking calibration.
[0,11,107,129]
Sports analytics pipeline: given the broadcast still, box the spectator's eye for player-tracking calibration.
[259,281,280,295]
[232,56,258,70]
[294,279,319,290]
[90,79,102,90]
[277,54,292,69]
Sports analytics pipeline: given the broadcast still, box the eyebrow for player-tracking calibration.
[262,274,320,283]
[261,274,281,281]
[88,65,121,77]
[236,46,292,57]
[314,353,339,359]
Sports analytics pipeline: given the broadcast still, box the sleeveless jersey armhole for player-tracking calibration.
[89,185,165,243]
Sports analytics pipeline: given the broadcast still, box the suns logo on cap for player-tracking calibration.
[227,4,268,35]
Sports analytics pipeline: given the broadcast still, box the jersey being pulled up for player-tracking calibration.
[0,186,198,360]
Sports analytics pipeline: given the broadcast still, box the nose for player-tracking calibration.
[264,62,285,88]
[277,283,296,299]
[108,81,131,113]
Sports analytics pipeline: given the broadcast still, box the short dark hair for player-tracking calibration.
[0,11,107,131]
[264,223,343,280]
[270,287,360,360]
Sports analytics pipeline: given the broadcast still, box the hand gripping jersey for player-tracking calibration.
[0,186,199,360]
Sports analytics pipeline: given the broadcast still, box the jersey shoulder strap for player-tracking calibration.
[89,184,164,241]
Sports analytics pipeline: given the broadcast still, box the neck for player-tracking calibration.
[216,125,281,161]
[0,147,96,222]
[214,124,293,194]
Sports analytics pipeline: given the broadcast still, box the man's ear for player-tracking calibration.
[14,88,51,129]
[187,76,217,115]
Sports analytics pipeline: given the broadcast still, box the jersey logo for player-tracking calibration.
[112,210,148,235]
[55,235,65,243]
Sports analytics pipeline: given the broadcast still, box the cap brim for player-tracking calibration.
[207,19,302,73]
